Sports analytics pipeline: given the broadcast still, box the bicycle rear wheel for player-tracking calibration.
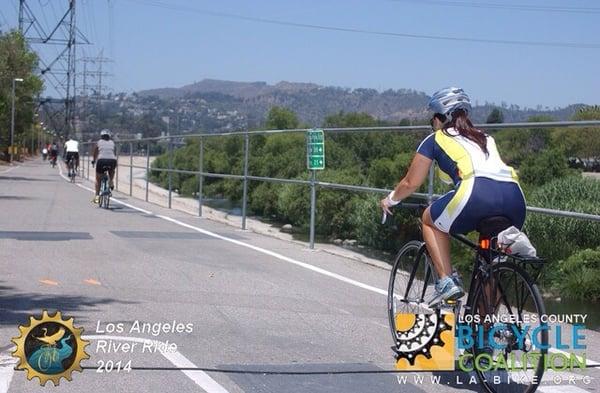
[387,240,436,345]
[466,261,547,393]
[69,164,75,182]
[99,177,110,209]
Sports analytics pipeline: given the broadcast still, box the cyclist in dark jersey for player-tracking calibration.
[381,87,526,305]
[49,142,59,166]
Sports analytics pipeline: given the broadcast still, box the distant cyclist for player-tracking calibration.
[380,87,526,305]
[64,137,80,173]
[91,129,117,204]
[49,142,59,167]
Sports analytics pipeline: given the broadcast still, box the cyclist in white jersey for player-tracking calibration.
[64,137,79,171]
[91,129,117,204]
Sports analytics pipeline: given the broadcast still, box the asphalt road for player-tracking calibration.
[0,159,598,393]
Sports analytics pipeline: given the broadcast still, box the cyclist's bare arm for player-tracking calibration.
[380,153,432,214]
[92,146,98,163]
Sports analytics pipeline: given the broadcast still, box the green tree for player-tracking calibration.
[557,247,600,301]
[551,106,600,170]
[0,31,44,159]
[265,106,299,130]
[486,107,504,124]
[519,148,570,187]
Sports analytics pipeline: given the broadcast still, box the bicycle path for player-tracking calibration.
[0,159,598,393]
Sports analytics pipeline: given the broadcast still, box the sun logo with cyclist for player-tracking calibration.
[12,310,90,386]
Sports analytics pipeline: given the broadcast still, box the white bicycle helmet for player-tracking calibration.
[428,87,472,115]
[100,129,111,137]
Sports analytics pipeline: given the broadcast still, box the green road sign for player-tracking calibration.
[307,129,325,170]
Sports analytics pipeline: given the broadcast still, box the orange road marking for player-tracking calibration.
[39,279,58,286]
[84,278,101,286]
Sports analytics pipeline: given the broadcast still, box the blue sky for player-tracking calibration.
[1,0,599,108]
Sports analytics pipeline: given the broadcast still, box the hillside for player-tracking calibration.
[137,79,585,127]
[73,79,588,139]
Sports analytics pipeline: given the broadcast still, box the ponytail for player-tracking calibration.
[444,109,488,155]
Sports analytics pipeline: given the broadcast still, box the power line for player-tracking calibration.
[126,0,600,49]
[391,0,600,14]
[0,9,10,28]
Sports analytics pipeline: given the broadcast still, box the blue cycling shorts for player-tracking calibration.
[430,177,526,235]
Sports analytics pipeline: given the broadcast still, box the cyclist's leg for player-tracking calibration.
[422,207,452,278]
[67,152,73,173]
[108,160,116,189]
[424,183,476,304]
[95,168,102,196]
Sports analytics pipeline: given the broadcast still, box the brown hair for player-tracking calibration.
[444,109,488,155]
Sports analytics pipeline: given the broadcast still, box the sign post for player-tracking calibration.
[306,129,325,170]
[306,129,325,249]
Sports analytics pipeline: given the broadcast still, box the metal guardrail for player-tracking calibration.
[80,120,600,249]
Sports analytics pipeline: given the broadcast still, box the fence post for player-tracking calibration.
[168,137,173,209]
[309,170,316,250]
[198,136,203,217]
[145,142,150,202]
[115,143,120,191]
[241,131,249,230]
[86,149,90,180]
[427,164,434,203]
[129,142,133,196]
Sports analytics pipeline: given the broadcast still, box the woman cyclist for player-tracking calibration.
[91,129,117,204]
[380,87,526,305]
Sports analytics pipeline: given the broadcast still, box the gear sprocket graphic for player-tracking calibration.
[11,310,90,386]
[393,311,452,365]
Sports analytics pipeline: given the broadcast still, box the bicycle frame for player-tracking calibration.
[394,203,543,319]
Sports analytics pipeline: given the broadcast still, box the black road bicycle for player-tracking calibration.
[67,156,77,183]
[386,203,547,393]
[98,165,112,209]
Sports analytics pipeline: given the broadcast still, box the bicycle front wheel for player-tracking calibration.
[387,240,436,345]
[467,261,547,393]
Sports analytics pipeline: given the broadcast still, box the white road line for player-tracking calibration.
[0,165,18,174]
[84,335,229,393]
[0,353,17,393]
[68,169,386,296]
[549,347,600,367]
[156,213,388,296]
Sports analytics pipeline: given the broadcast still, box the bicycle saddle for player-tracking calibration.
[476,216,512,238]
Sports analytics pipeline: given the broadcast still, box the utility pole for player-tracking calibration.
[65,0,77,138]
[18,0,24,32]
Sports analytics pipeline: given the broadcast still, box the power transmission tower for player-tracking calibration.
[78,50,112,136]
[18,0,89,138]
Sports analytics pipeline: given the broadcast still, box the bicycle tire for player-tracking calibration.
[387,240,435,345]
[99,176,110,209]
[466,261,547,393]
